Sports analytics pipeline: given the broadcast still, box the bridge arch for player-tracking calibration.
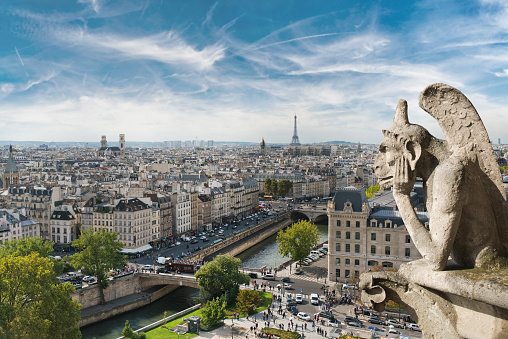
[313,214,328,224]
[291,211,310,222]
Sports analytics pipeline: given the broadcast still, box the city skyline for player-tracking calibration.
[1,1,508,144]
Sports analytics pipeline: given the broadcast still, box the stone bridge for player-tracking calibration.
[291,205,329,223]
[138,272,199,290]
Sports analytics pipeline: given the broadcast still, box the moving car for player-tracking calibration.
[344,316,362,324]
[327,318,341,327]
[316,310,334,319]
[276,283,292,290]
[329,328,343,339]
[281,277,291,283]
[297,312,312,322]
[310,293,319,305]
[247,272,258,278]
[295,294,303,303]
[346,322,365,329]
[262,273,275,280]
[387,329,400,336]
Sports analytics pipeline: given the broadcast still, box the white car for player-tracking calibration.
[408,323,421,331]
[310,293,319,305]
[295,294,303,303]
[276,283,292,290]
[386,319,403,328]
[297,312,311,321]
[387,329,400,336]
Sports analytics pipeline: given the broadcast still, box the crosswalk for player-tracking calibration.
[289,273,324,283]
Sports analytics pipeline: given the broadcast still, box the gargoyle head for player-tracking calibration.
[374,100,430,189]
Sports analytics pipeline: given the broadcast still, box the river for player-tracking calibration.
[80,286,199,339]
[81,220,328,338]
[235,221,328,269]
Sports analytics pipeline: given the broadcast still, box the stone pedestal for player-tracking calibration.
[360,260,508,339]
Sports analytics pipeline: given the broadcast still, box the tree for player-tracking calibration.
[71,228,126,305]
[277,220,320,263]
[235,289,262,315]
[0,237,53,258]
[270,179,279,197]
[264,178,272,195]
[121,320,146,339]
[194,254,249,303]
[278,180,293,197]
[201,297,226,328]
[0,253,81,339]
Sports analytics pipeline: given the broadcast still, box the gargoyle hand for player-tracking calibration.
[393,156,415,196]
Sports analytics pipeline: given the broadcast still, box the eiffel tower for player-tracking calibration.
[290,115,301,146]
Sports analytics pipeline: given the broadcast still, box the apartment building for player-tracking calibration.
[327,187,425,282]
[50,205,78,244]
[0,209,40,244]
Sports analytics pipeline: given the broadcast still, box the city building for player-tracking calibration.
[0,208,40,244]
[327,187,426,282]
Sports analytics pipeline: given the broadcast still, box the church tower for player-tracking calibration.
[260,137,266,154]
[119,134,125,155]
[3,145,20,187]
[101,135,107,148]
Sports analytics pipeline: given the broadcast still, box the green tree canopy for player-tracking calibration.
[201,297,226,329]
[277,180,293,197]
[71,228,126,305]
[0,237,53,258]
[235,289,262,315]
[194,254,249,303]
[264,178,273,195]
[121,320,146,339]
[0,253,81,339]
[277,220,320,263]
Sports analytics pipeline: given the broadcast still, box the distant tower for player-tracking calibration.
[357,142,362,152]
[260,137,266,153]
[3,145,20,188]
[101,135,107,148]
[119,134,125,154]
[290,115,301,146]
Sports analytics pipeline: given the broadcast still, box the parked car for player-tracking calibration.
[387,329,400,336]
[344,316,362,324]
[295,294,303,303]
[289,305,299,315]
[295,268,303,275]
[329,328,343,339]
[327,318,341,327]
[316,310,334,319]
[297,312,312,322]
[368,317,385,325]
[386,319,404,329]
[408,323,421,331]
[346,322,365,329]
[368,326,385,332]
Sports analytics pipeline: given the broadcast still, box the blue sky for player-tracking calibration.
[1,0,508,144]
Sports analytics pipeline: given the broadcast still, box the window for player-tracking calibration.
[355,259,360,266]
[346,220,350,227]
[371,221,377,227]
[336,243,341,251]
[336,231,341,239]
[385,234,391,242]
[368,260,378,266]
[335,258,340,265]
[405,235,411,243]
[346,231,351,239]
[355,232,360,240]
[345,244,351,252]
[371,233,376,241]
[371,245,376,254]
[345,270,350,278]
[345,258,350,265]
[386,220,392,228]
[356,221,360,228]
[385,246,391,255]
[354,270,359,278]
[355,244,360,253]
[405,248,411,257]
[382,261,393,268]
[337,220,341,227]
[335,269,340,277]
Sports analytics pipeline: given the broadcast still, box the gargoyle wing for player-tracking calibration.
[419,83,508,249]
[418,83,503,197]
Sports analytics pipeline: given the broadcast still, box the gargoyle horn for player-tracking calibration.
[392,99,409,130]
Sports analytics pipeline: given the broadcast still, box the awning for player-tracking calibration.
[120,244,152,254]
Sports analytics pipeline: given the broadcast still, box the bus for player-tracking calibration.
[164,262,199,273]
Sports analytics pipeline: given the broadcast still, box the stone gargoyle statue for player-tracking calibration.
[374,83,508,271]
